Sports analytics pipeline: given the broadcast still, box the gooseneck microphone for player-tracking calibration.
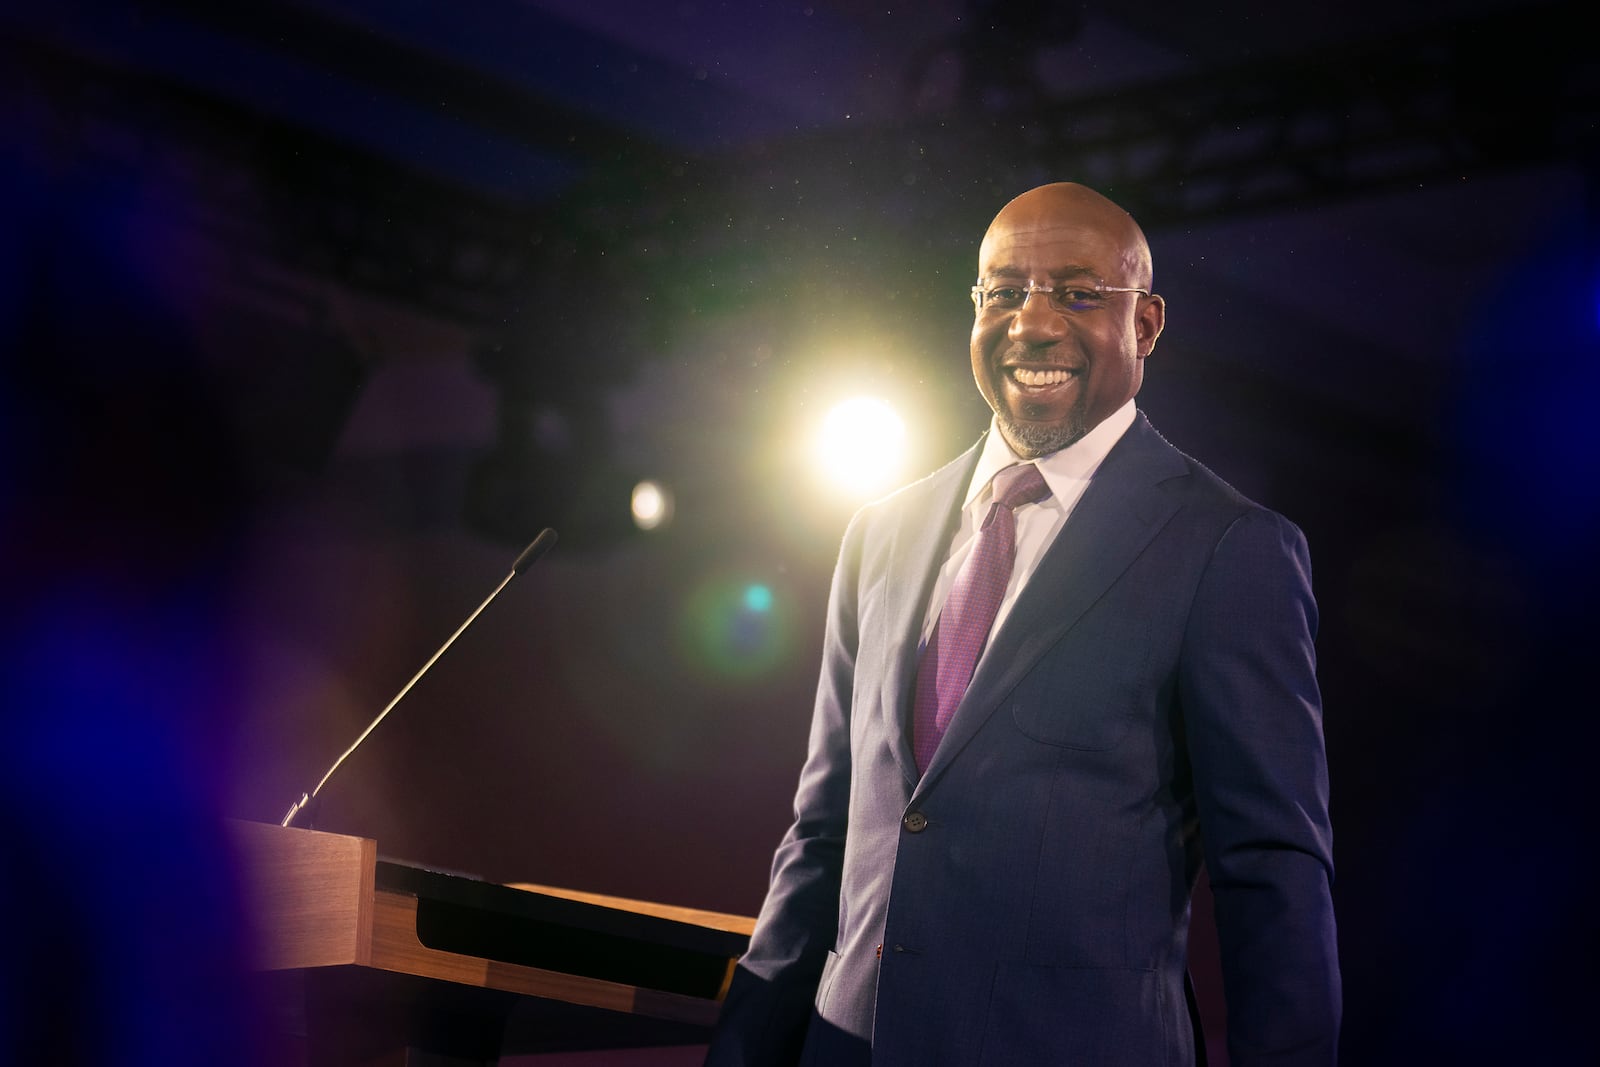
[280,528,558,829]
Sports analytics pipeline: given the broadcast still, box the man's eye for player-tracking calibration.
[988,287,1026,306]
[1059,289,1104,306]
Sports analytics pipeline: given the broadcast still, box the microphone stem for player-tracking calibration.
[285,566,517,825]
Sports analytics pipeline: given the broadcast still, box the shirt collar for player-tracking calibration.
[963,399,1139,510]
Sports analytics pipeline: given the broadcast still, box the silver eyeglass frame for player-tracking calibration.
[971,281,1151,312]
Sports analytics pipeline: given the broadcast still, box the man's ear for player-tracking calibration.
[1136,293,1166,359]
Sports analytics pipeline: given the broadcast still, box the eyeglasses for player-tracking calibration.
[971,281,1150,314]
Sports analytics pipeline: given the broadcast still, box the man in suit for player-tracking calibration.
[705,182,1339,1066]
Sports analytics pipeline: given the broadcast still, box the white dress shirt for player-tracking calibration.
[919,399,1138,654]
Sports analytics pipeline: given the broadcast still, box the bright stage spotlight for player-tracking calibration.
[815,395,907,497]
[631,480,673,530]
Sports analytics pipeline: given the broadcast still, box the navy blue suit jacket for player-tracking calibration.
[706,413,1340,1066]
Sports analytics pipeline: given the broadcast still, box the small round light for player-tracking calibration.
[631,480,673,530]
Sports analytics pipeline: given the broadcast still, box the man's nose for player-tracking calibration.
[1008,290,1068,344]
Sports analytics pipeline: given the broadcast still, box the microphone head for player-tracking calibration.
[512,528,558,574]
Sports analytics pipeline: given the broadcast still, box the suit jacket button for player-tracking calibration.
[902,811,928,833]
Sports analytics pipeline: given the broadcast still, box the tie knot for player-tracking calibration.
[991,463,1050,511]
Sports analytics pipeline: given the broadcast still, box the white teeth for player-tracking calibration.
[1011,367,1074,386]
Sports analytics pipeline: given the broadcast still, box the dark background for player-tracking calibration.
[2,1,1595,1063]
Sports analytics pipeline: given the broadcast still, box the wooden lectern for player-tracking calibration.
[231,821,754,1066]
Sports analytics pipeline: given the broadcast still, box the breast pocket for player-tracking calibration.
[1009,611,1153,751]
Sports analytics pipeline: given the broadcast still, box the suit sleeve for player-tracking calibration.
[1179,508,1341,1065]
[703,514,865,1067]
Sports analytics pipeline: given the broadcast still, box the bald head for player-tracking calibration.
[979,182,1154,291]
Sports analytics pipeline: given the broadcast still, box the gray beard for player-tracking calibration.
[997,409,1087,459]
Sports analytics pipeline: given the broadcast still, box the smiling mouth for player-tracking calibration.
[1008,366,1078,387]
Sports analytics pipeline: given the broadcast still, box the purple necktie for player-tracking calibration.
[912,463,1051,774]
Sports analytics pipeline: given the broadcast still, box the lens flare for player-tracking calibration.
[679,575,791,682]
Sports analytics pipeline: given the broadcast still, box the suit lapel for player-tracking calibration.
[913,414,1189,793]
[878,441,981,789]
